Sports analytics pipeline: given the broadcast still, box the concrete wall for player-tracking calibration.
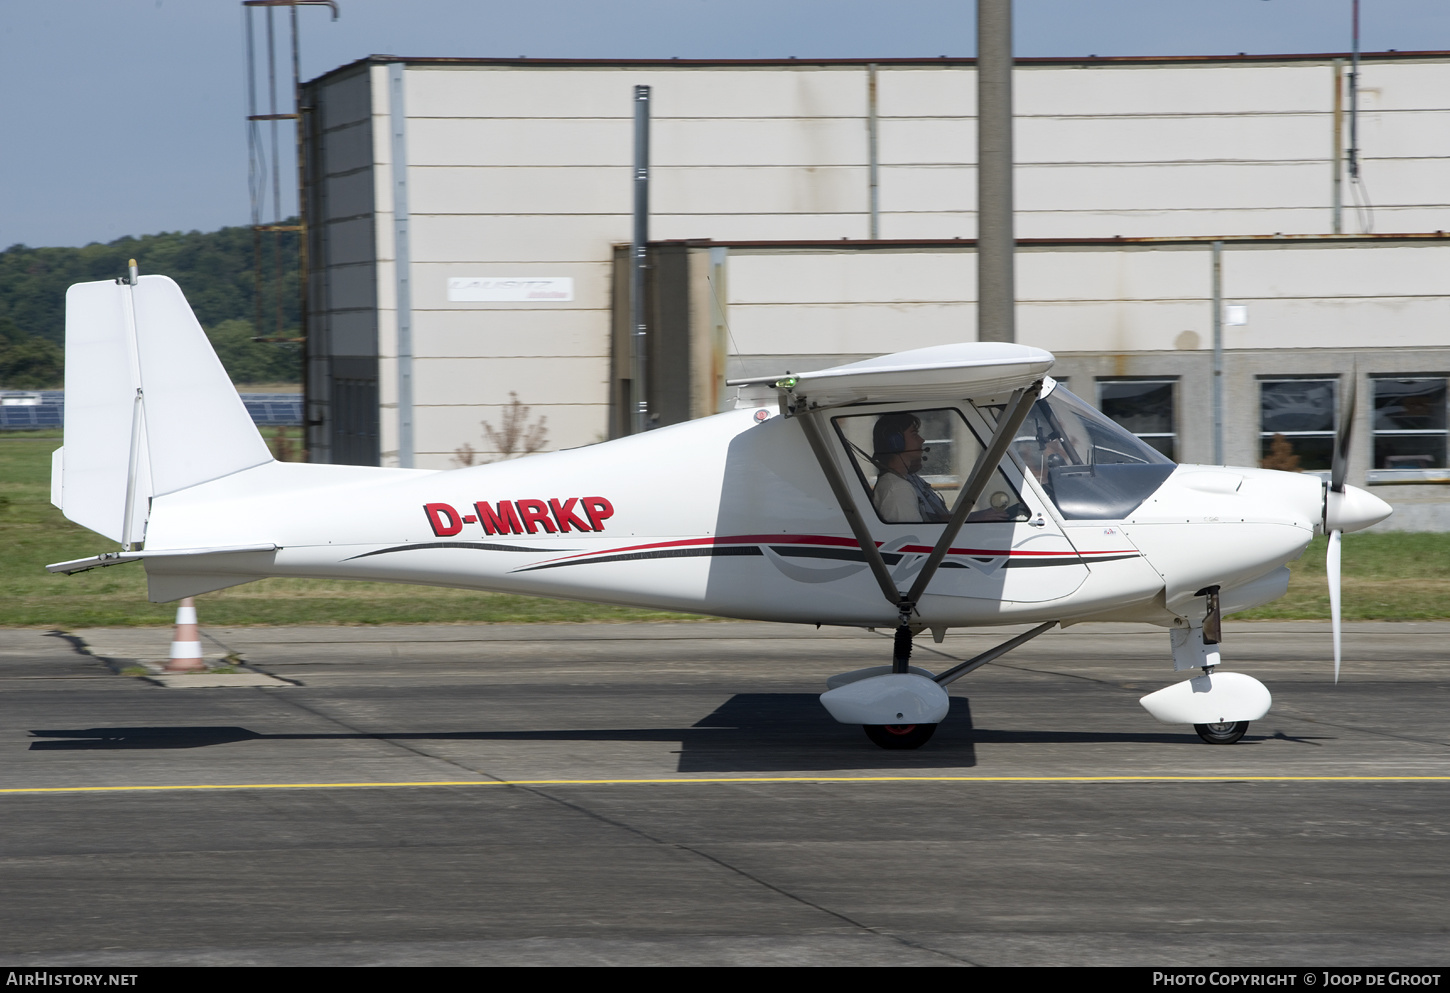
[724,240,1450,359]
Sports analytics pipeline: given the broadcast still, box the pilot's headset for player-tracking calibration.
[872,413,927,466]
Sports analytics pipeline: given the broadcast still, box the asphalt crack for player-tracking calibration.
[43,630,124,675]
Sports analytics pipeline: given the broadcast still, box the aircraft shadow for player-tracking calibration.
[676,693,979,771]
[28,696,1228,771]
[27,695,976,771]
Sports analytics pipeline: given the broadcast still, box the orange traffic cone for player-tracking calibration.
[165,597,207,672]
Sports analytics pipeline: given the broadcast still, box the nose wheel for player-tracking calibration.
[864,723,938,750]
[1195,720,1248,744]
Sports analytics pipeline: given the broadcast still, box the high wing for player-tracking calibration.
[731,342,1054,408]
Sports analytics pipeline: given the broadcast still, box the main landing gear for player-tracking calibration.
[862,624,939,750]
[863,723,938,750]
[1194,720,1249,745]
[820,621,1060,751]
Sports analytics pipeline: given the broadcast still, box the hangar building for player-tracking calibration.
[299,52,1450,529]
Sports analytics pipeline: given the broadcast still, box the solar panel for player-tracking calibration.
[0,392,301,430]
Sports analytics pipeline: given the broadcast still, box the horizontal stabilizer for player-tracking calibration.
[46,544,279,575]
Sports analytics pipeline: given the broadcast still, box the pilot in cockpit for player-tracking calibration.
[871,413,952,523]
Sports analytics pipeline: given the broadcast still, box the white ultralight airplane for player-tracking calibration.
[48,270,1392,749]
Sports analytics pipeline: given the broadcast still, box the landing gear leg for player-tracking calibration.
[1142,604,1266,745]
[891,616,913,673]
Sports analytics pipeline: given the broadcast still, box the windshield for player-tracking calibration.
[1006,384,1176,520]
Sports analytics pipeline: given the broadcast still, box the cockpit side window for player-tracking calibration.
[832,407,1030,525]
[992,384,1176,520]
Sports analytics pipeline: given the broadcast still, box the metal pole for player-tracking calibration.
[245,6,263,346]
[267,8,284,339]
[630,85,651,434]
[867,63,880,240]
[241,1,340,464]
[976,0,1014,343]
[293,4,309,458]
[1331,58,1343,234]
[1211,240,1224,466]
[708,245,729,413]
[267,9,281,225]
[389,63,414,468]
[1348,0,1360,180]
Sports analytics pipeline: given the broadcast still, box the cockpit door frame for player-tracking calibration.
[794,381,1043,616]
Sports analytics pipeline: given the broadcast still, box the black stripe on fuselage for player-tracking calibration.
[345,541,577,561]
[767,545,904,564]
[939,551,1142,569]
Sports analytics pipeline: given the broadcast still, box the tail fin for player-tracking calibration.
[56,274,272,545]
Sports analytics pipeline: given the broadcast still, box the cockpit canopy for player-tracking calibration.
[1011,381,1176,520]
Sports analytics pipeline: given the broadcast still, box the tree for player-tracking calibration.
[206,319,300,385]
[1,224,299,344]
[0,316,62,388]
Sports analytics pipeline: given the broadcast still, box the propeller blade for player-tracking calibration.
[1331,378,1357,494]
[1328,528,1343,684]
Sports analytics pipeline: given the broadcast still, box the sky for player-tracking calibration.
[2,0,1447,249]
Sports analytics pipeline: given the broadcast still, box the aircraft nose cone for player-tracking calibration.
[1325,484,1393,533]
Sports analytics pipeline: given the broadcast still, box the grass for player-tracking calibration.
[2,428,1446,626]
[1235,532,1450,621]
[236,382,301,393]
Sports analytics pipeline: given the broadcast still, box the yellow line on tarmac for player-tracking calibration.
[2,775,1450,795]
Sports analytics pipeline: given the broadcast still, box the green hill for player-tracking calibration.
[0,224,301,388]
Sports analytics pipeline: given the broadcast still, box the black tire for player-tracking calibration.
[1195,720,1248,744]
[864,723,938,750]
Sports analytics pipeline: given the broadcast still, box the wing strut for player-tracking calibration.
[797,408,900,607]
[795,380,1044,672]
[932,620,1057,686]
[904,380,1043,605]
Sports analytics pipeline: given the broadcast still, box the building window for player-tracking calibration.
[1097,379,1176,460]
[1372,377,1447,474]
[1259,378,1336,471]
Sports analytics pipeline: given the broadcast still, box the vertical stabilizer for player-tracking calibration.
[60,275,273,545]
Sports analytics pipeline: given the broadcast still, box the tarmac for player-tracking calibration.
[1,619,1448,966]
